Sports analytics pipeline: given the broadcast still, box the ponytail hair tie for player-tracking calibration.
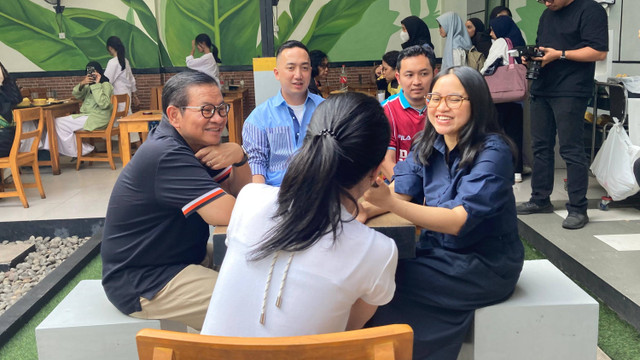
[319,128,335,137]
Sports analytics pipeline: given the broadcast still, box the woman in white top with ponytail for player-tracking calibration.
[201,93,398,337]
[104,36,138,114]
[186,33,221,84]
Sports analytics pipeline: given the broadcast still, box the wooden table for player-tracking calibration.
[20,100,82,175]
[211,212,416,270]
[118,110,162,167]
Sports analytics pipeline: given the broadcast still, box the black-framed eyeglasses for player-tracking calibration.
[426,93,469,109]
[181,103,230,118]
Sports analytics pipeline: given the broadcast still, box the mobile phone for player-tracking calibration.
[86,66,96,82]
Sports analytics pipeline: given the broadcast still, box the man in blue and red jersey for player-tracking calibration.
[380,45,437,180]
[101,71,251,331]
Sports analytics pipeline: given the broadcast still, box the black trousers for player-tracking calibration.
[0,126,16,157]
[529,95,589,213]
[496,102,523,173]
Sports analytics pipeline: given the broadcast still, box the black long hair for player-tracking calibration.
[310,50,327,79]
[195,33,222,63]
[106,36,126,71]
[413,66,515,170]
[250,93,390,260]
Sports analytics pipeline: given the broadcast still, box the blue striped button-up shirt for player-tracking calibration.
[242,90,324,186]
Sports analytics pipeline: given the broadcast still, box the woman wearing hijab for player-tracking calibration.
[466,18,492,58]
[481,16,526,182]
[45,61,113,157]
[436,12,473,72]
[400,15,434,50]
[489,5,512,21]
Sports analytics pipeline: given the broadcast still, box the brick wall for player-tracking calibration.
[13,65,377,118]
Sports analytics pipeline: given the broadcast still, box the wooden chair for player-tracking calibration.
[150,86,163,110]
[136,324,413,360]
[0,107,46,208]
[75,94,129,170]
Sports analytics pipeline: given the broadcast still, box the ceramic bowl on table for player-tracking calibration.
[32,98,47,106]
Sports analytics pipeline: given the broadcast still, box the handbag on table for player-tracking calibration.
[484,38,527,104]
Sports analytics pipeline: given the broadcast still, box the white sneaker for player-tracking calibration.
[514,173,523,183]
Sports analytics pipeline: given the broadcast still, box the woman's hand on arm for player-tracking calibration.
[365,178,467,235]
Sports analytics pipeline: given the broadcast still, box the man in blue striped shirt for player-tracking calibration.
[242,40,324,186]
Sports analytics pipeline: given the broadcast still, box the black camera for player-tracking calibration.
[86,65,96,83]
[508,46,544,80]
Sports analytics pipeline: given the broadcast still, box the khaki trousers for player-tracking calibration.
[129,242,217,331]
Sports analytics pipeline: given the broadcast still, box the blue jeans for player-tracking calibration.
[529,95,589,213]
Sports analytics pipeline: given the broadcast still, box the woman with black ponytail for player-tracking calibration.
[105,36,138,114]
[186,33,221,84]
[201,93,398,337]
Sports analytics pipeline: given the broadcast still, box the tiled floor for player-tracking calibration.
[0,159,637,359]
[0,157,121,221]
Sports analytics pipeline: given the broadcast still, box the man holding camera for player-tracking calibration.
[517,0,608,230]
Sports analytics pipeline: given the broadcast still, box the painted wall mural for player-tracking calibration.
[0,0,544,73]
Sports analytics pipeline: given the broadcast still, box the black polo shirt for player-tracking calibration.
[530,0,608,98]
[101,119,230,315]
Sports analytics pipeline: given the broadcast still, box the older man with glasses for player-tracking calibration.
[101,70,251,331]
[516,0,608,230]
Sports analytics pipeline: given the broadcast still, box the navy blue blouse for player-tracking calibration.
[395,134,521,253]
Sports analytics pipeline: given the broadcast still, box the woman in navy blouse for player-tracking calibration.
[362,66,524,360]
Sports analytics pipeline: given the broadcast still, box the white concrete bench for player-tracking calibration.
[457,259,599,360]
[36,280,187,360]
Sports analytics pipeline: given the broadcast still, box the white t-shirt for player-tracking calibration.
[201,183,398,337]
[104,57,136,113]
[288,103,305,125]
[186,52,220,83]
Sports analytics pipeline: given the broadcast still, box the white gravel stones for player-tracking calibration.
[0,235,89,315]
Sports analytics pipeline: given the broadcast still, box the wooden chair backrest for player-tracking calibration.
[9,107,44,158]
[136,324,413,360]
[105,94,130,133]
[22,87,48,100]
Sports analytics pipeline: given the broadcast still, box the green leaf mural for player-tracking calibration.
[66,18,163,68]
[328,0,399,62]
[274,0,313,50]
[162,0,261,66]
[515,2,545,45]
[121,0,173,67]
[0,1,89,71]
[421,0,440,29]
[302,0,377,53]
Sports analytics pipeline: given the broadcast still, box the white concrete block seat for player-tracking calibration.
[457,259,599,360]
[36,280,186,360]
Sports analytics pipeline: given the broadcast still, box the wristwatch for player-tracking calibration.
[560,50,566,60]
[232,147,248,167]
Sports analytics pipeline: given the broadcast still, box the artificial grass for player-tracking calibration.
[0,255,102,360]
[1,241,640,359]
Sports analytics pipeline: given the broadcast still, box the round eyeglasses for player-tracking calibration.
[426,94,469,109]
[181,103,230,118]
